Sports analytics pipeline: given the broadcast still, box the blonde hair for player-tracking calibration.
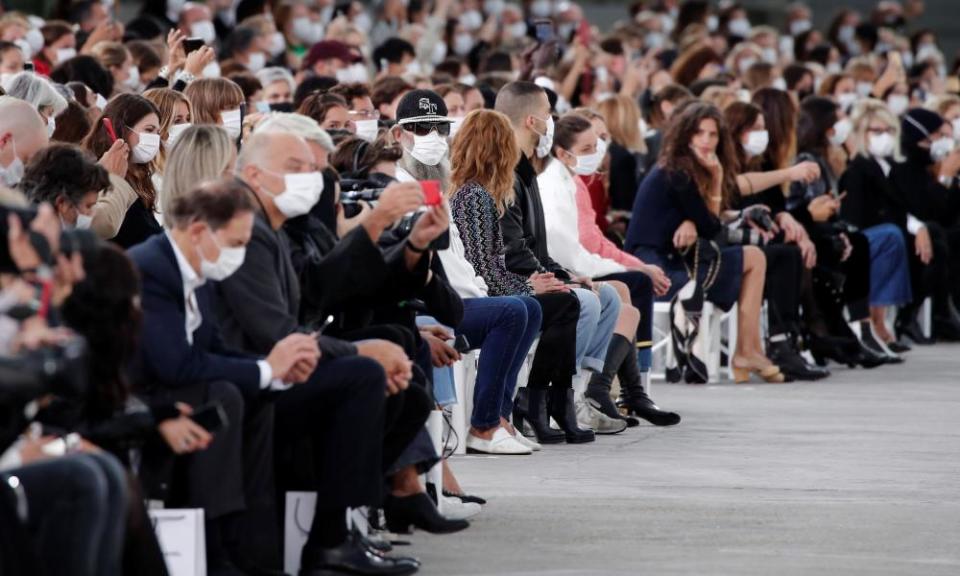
[161,125,236,227]
[90,41,129,70]
[143,88,193,174]
[925,94,960,117]
[597,95,646,154]
[448,109,519,216]
[183,78,245,124]
[850,99,904,162]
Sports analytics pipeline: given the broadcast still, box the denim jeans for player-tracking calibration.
[16,452,128,576]
[455,296,542,429]
[572,284,620,373]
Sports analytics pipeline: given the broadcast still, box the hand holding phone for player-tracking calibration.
[183,37,204,55]
[420,180,442,206]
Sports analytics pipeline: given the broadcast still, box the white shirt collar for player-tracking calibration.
[165,230,205,292]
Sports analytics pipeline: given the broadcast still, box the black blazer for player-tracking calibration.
[113,197,163,250]
[501,154,570,280]
[128,233,262,397]
[214,194,357,359]
[839,155,908,230]
[891,158,960,226]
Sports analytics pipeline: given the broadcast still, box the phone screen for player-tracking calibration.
[184,38,204,55]
[534,20,554,44]
[420,180,442,206]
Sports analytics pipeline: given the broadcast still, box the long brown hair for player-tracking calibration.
[658,101,739,207]
[751,87,797,171]
[670,45,723,87]
[448,109,519,216]
[723,101,763,173]
[81,93,160,209]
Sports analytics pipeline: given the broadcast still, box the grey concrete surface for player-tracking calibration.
[408,345,960,576]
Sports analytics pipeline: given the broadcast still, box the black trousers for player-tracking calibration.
[596,271,654,343]
[761,243,803,336]
[527,292,580,389]
[808,231,871,335]
[908,221,950,315]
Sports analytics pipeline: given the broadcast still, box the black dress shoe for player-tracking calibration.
[767,339,830,381]
[441,490,486,505]
[383,493,469,535]
[886,340,911,354]
[299,534,418,576]
[896,317,935,345]
[933,316,960,341]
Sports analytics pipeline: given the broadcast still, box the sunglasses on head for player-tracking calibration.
[402,122,451,137]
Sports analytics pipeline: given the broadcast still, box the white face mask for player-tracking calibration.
[737,57,757,74]
[837,92,857,111]
[826,62,842,74]
[46,115,56,138]
[25,28,44,55]
[737,88,751,103]
[856,81,874,97]
[838,25,855,43]
[355,119,379,142]
[459,73,477,86]
[198,229,247,281]
[761,47,778,64]
[830,118,853,147]
[460,10,483,31]
[202,61,221,78]
[508,22,528,40]
[727,17,751,36]
[952,118,960,143]
[0,138,24,187]
[868,132,896,158]
[132,131,161,163]
[706,15,719,32]
[645,31,666,49]
[567,141,604,176]
[789,19,812,36]
[448,117,464,141]
[96,92,108,110]
[931,137,955,162]
[247,51,266,72]
[268,32,286,56]
[221,108,242,139]
[772,77,787,91]
[75,213,93,230]
[430,41,448,65]
[534,115,554,158]
[166,122,192,148]
[485,0,506,17]
[353,12,373,33]
[125,66,140,90]
[292,17,324,45]
[335,63,368,84]
[56,47,77,64]
[453,33,474,56]
[191,20,217,44]
[266,171,325,218]
[14,38,32,59]
[404,59,423,76]
[743,130,769,157]
[530,0,552,18]
[887,95,909,116]
[407,130,449,166]
[638,117,648,139]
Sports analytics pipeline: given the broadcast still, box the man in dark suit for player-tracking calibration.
[130,179,417,576]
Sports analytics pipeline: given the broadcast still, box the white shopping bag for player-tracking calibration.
[150,508,206,576]
[284,491,316,575]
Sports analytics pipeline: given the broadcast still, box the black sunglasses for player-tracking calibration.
[402,122,451,137]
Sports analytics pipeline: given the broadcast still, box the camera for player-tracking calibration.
[718,205,774,247]
[743,205,775,232]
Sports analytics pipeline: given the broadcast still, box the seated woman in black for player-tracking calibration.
[724,99,828,381]
[891,108,960,341]
[624,101,783,384]
[787,96,894,366]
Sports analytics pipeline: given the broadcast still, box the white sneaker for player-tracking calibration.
[511,428,541,451]
[467,427,533,455]
[439,493,482,520]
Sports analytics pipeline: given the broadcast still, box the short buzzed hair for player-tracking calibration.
[494,81,547,127]
[168,178,255,231]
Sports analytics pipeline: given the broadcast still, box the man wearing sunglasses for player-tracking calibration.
[391,89,454,185]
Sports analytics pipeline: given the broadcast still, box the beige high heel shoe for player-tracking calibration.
[732,363,785,384]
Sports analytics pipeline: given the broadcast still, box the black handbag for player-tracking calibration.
[666,239,722,384]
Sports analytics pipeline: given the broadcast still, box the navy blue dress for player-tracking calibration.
[625,166,744,310]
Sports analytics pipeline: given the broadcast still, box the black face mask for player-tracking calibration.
[268,102,294,113]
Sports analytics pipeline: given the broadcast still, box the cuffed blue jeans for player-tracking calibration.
[572,284,620,373]
[456,296,542,429]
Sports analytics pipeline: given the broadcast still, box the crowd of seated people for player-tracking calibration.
[1,0,960,574]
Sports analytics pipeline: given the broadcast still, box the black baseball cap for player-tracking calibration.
[395,89,452,126]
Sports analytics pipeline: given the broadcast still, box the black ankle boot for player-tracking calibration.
[384,493,469,535]
[515,388,565,444]
[547,387,595,443]
[614,346,681,426]
[767,336,829,381]
[585,334,635,425]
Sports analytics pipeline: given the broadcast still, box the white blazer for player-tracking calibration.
[537,158,625,278]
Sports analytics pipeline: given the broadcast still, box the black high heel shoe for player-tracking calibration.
[384,493,469,535]
[512,388,565,444]
[547,387,595,444]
